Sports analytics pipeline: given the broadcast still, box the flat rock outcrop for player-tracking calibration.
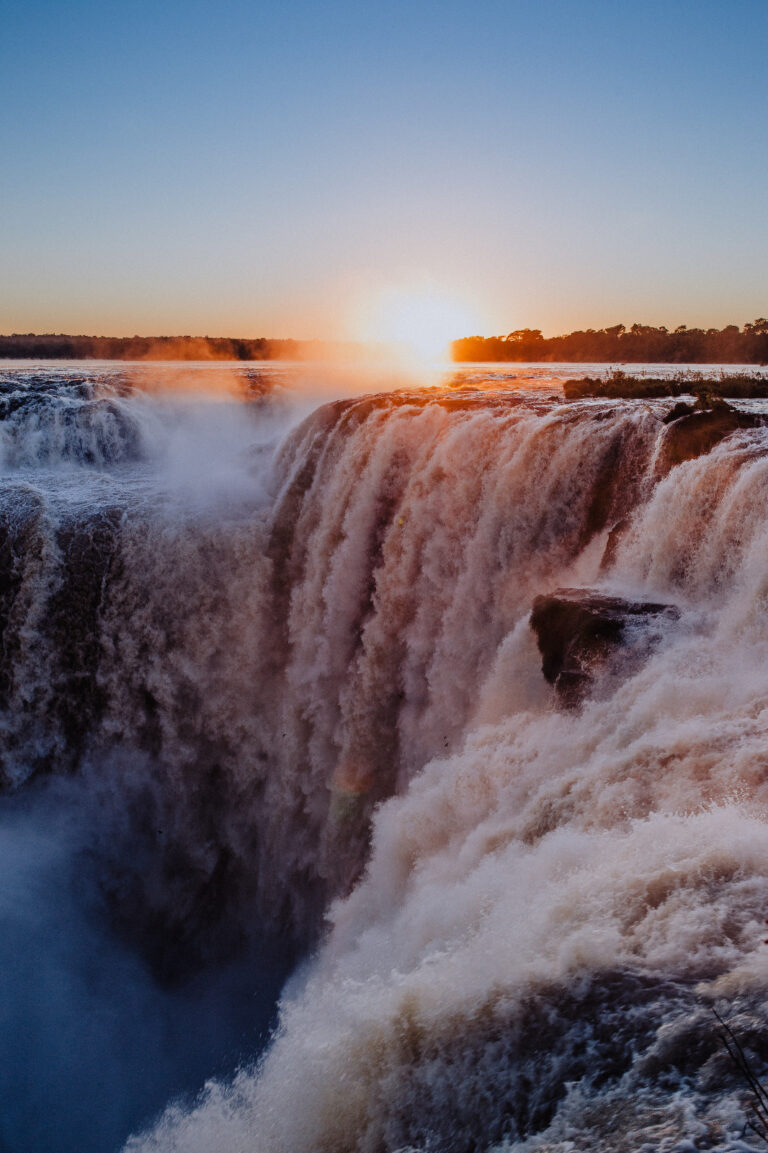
[530,588,679,707]
[657,403,764,474]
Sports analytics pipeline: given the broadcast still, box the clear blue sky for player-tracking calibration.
[1,0,766,338]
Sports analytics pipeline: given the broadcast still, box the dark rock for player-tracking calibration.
[577,418,655,553]
[662,401,694,424]
[530,588,679,708]
[657,402,765,474]
[581,432,626,543]
[599,517,630,573]
[47,508,123,759]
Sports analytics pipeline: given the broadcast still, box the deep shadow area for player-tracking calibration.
[0,779,294,1153]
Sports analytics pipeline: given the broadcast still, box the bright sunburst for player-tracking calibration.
[357,284,481,363]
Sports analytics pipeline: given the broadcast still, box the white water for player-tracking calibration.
[1,361,768,1151]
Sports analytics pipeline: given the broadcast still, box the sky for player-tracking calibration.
[1,0,766,341]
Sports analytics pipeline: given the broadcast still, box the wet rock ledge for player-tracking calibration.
[657,399,765,474]
[530,589,679,708]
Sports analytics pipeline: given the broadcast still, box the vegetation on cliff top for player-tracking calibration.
[563,370,768,400]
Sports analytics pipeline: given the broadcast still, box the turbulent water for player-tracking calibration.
[3,359,768,1152]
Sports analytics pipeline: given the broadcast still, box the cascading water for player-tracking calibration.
[3,361,768,1152]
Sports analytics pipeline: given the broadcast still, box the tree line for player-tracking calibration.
[4,323,766,364]
[452,320,768,364]
[0,334,308,360]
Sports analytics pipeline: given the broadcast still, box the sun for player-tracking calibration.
[357,284,481,363]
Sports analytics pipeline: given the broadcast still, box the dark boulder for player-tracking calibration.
[657,401,764,474]
[530,588,679,708]
[662,401,694,424]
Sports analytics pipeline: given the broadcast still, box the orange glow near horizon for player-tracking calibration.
[354,284,483,364]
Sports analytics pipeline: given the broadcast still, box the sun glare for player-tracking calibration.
[358,285,481,364]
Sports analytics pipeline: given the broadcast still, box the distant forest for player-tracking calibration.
[0,334,330,361]
[452,320,768,364]
[3,322,767,363]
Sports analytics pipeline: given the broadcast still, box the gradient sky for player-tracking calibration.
[2,0,766,339]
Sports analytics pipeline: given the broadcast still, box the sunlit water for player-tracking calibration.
[2,359,768,1153]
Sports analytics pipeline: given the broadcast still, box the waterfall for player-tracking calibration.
[2,362,768,1151]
